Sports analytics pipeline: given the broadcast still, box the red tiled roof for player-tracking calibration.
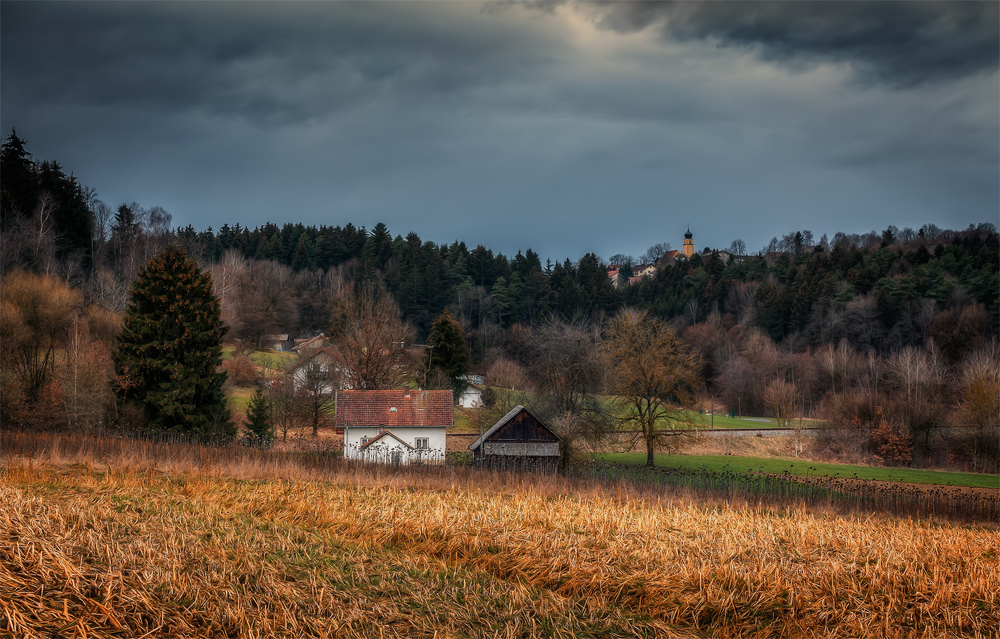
[336,390,453,427]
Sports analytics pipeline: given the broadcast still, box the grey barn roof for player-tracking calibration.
[468,404,556,451]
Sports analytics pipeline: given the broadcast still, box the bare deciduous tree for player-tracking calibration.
[764,378,801,456]
[1,270,82,401]
[724,281,756,324]
[887,346,939,403]
[642,242,671,264]
[605,308,701,466]
[531,316,604,416]
[682,297,702,326]
[229,260,298,348]
[957,343,1000,472]
[267,378,303,442]
[331,283,415,390]
[58,314,114,430]
[291,350,340,437]
[818,339,854,396]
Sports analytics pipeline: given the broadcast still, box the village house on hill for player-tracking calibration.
[292,333,329,354]
[286,348,339,395]
[338,390,452,465]
[457,373,486,408]
[608,228,698,286]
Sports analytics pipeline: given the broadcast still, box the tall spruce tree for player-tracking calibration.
[115,246,233,439]
[426,308,469,394]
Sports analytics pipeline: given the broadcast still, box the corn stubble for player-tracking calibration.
[1,461,997,638]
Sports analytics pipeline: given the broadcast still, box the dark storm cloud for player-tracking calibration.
[1,1,558,126]
[1,1,996,260]
[571,0,999,87]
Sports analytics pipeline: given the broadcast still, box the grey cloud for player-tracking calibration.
[1,2,560,126]
[1,1,995,261]
[574,1,998,87]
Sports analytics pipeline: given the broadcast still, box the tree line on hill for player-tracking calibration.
[2,129,997,471]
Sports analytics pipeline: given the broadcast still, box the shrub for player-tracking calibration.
[222,354,258,387]
[871,416,913,465]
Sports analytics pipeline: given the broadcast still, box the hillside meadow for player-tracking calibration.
[2,435,998,638]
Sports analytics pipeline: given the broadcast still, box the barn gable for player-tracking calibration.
[469,405,560,454]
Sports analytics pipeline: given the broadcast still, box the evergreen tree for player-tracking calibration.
[491,276,512,327]
[0,128,37,225]
[426,308,469,393]
[290,232,312,272]
[244,387,274,447]
[115,246,233,440]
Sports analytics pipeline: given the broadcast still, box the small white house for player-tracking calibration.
[286,349,339,395]
[338,390,452,464]
[457,383,485,409]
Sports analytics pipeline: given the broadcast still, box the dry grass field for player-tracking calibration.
[1,438,998,638]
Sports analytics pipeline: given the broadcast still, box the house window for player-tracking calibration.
[360,436,371,446]
[414,438,429,450]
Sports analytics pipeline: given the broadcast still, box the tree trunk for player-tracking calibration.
[646,443,655,467]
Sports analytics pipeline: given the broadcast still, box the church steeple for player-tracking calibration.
[682,226,695,258]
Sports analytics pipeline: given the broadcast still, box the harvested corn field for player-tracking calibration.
[2,459,998,639]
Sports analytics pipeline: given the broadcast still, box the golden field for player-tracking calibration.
[1,446,998,638]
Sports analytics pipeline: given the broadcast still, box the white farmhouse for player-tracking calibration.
[457,383,485,408]
[338,390,452,465]
[457,373,486,409]
[286,348,339,395]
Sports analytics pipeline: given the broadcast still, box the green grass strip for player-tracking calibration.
[593,452,1000,489]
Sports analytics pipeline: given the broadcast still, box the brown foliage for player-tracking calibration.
[221,354,258,387]
[84,303,122,347]
[871,416,914,465]
[0,270,82,400]
[1,377,66,430]
[957,344,1000,472]
[930,303,991,363]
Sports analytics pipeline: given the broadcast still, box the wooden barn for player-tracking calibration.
[468,405,560,472]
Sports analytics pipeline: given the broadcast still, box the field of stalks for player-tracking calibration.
[2,432,999,638]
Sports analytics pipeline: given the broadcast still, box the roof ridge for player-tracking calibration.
[469,404,525,451]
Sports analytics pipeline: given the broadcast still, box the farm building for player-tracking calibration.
[468,405,560,472]
[264,334,290,351]
[338,390,452,465]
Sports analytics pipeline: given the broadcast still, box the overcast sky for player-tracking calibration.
[2,1,997,262]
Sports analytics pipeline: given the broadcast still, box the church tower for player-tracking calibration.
[682,226,695,258]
